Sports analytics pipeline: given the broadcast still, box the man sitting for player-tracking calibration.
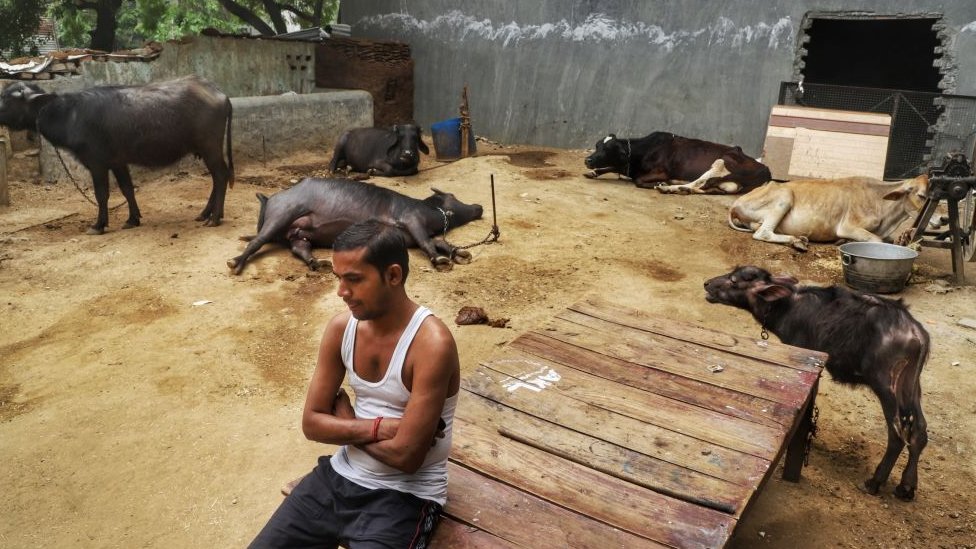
[250,219,461,549]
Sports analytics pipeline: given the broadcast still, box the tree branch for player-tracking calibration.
[262,0,288,34]
[215,0,275,35]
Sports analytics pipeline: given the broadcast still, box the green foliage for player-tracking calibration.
[0,0,50,58]
[51,0,248,50]
[48,2,94,49]
[13,0,341,55]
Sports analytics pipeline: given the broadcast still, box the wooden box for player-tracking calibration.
[763,105,891,180]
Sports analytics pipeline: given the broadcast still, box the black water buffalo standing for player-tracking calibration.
[583,132,771,194]
[704,265,929,501]
[328,124,429,176]
[0,75,234,234]
[227,178,483,274]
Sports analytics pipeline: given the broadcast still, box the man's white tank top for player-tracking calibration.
[329,306,458,506]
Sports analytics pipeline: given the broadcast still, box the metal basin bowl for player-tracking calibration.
[839,242,918,294]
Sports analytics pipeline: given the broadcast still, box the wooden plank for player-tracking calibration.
[769,105,891,125]
[789,127,888,179]
[541,315,818,409]
[768,114,891,136]
[481,349,785,458]
[430,516,519,549]
[762,134,794,181]
[568,297,827,373]
[463,366,769,486]
[457,391,749,515]
[445,461,667,549]
[512,331,794,429]
[450,418,731,548]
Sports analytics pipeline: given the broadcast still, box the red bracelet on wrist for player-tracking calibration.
[371,416,383,442]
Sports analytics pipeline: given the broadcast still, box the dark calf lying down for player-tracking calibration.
[704,265,929,501]
[227,178,483,274]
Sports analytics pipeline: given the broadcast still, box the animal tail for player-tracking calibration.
[727,207,753,233]
[225,97,235,188]
[256,193,269,233]
[892,333,929,444]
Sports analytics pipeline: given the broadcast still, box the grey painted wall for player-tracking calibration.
[342,2,976,155]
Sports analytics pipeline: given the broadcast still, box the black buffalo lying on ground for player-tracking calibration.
[583,132,772,194]
[228,178,483,274]
[328,124,429,177]
[704,265,929,501]
[0,75,234,234]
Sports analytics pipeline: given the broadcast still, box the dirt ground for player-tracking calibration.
[1,140,975,549]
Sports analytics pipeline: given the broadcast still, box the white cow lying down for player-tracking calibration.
[728,175,929,250]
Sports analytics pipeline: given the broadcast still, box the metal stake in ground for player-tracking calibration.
[454,173,500,254]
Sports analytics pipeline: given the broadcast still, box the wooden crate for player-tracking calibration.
[763,105,891,180]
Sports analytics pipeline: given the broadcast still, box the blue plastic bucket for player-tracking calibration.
[430,117,476,161]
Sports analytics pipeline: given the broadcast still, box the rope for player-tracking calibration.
[55,148,97,206]
[44,126,97,207]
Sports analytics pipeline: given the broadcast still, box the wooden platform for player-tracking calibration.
[436,297,826,548]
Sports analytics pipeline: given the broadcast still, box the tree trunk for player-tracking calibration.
[88,0,121,52]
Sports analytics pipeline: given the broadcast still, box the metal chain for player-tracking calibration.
[451,174,501,252]
[454,225,500,250]
[804,405,820,466]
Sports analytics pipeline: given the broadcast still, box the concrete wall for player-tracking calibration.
[232,90,372,162]
[342,1,976,155]
[80,35,317,96]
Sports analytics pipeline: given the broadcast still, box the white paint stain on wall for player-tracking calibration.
[357,10,794,51]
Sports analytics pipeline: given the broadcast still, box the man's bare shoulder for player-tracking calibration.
[419,314,458,348]
[323,310,353,340]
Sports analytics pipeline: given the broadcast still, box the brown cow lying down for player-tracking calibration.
[728,174,929,251]
[583,132,772,194]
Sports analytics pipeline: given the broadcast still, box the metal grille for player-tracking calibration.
[779,82,946,179]
[930,95,976,163]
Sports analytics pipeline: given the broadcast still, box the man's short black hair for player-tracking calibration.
[334,219,410,282]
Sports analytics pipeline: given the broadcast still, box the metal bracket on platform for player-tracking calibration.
[904,153,976,284]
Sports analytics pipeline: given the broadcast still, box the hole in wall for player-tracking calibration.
[800,16,942,92]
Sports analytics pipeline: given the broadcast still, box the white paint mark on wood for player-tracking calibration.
[502,366,562,393]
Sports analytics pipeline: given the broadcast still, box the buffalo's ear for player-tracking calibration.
[770,274,798,286]
[383,130,398,154]
[431,187,445,195]
[755,283,792,302]
[418,134,430,155]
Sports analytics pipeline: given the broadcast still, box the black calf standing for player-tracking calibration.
[704,265,929,501]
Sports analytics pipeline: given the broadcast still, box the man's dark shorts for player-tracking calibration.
[249,456,442,549]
